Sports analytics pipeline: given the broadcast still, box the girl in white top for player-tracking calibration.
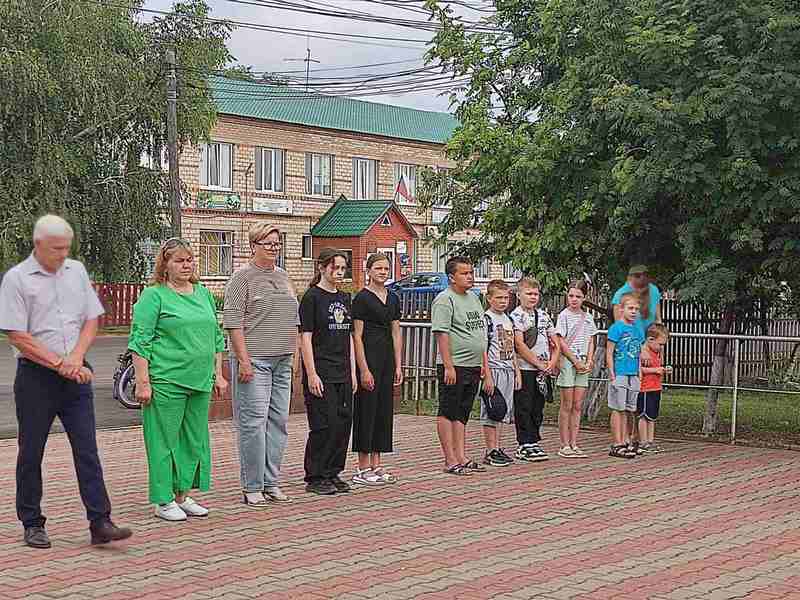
[555,279,598,458]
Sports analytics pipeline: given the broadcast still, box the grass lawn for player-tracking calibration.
[399,384,800,449]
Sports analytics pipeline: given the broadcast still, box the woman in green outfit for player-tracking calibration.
[129,238,227,521]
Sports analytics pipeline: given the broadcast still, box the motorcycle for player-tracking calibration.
[113,350,140,409]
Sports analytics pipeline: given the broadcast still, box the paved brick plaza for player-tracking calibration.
[0,415,799,600]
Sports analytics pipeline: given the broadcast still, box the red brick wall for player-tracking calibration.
[311,235,364,287]
[362,207,416,281]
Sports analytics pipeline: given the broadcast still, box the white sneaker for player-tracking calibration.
[352,468,384,485]
[558,446,577,458]
[178,497,209,517]
[264,487,291,502]
[155,501,187,521]
[571,446,589,458]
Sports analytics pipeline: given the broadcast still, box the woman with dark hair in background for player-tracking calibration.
[351,253,403,486]
[299,248,357,495]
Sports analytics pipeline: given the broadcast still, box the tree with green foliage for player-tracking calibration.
[0,0,233,282]
[422,0,800,433]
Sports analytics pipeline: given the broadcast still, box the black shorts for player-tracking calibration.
[437,365,481,424]
[637,390,661,421]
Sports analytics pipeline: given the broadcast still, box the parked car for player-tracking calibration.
[387,272,482,297]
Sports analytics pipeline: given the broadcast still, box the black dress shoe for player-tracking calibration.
[330,477,351,493]
[90,520,133,545]
[24,526,51,549]
[305,480,336,495]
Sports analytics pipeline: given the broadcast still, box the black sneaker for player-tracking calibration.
[330,477,351,493]
[498,448,514,463]
[484,449,510,467]
[529,444,550,462]
[306,480,336,495]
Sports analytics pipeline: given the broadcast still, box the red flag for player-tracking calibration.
[394,174,413,203]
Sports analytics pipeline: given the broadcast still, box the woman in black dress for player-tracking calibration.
[351,253,403,485]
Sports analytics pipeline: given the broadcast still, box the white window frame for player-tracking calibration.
[341,249,353,281]
[434,166,453,208]
[198,230,234,277]
[199,142,233,190]
[255,147,284,192]
[394,163,418,204]
[352,158,378,200]
[503,261,523,281]
[474,257,490,281]
[301,233,313,260]
[275,232,287,269]
[306,153,334,197]
[432,241,458,273]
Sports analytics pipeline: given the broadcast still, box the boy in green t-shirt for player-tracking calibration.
[431,256,488,476]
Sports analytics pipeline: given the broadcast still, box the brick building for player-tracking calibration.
[178,76,521,292]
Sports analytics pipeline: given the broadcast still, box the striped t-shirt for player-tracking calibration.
[223,263,299,358]
[555,308,598,359]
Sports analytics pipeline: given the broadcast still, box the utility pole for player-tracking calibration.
[166,48,182,236]
[284,38,320,92]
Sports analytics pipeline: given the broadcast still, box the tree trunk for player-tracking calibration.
[702,308,736,435]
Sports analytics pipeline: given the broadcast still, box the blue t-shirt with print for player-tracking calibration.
[607,321,643,376]
[612,282,661,338]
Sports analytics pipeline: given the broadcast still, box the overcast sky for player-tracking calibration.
[143,0,457,113]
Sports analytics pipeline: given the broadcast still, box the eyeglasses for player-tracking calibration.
[253,241,282,249]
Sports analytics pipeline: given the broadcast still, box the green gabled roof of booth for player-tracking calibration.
[311,197,418,238]
[312,199,393,237]
[209,76,459,144]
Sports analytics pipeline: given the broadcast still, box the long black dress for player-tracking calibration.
[352,287,400,453]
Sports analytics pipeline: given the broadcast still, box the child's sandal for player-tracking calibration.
[609,444,635,459]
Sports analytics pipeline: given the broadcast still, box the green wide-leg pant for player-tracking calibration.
[143,382,211,504]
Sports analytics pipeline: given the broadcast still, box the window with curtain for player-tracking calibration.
[352,158,378,199]
[199,142,232,189]
[394,163,417,202]
[255,147,284,192]
[305,153,333,197]
[198,230,234,276]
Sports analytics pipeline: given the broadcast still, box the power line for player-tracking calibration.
[92,1,431,48]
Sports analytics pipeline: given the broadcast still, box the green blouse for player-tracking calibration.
[128,284,225,392]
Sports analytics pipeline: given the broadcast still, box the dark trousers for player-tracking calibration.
[14,360,111,528]
[303,381,353,483]
[514,370,546,445]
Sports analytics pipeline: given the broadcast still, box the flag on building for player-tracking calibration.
[393,174,413,203]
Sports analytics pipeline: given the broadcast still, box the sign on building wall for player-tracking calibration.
[253,197,293,215]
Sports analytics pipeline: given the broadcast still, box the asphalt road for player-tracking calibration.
[0,336,141,439]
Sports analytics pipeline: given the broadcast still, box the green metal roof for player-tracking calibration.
[209,76,459,144]
[312,199,394,237]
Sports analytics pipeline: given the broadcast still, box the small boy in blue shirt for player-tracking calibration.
[606,293,644,459]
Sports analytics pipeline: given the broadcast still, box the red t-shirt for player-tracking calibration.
[640,349,663,392]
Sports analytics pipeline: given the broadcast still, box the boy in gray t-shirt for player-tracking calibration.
[481,281,521,466]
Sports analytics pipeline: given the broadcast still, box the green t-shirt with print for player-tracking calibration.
[431,287,486,368]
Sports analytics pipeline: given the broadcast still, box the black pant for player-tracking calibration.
[514,370,546,445]
[303,381,353,483]
[14,360,112,528]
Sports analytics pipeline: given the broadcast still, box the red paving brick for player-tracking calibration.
[1,414,799,599]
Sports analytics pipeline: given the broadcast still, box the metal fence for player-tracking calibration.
[398,322,800,444]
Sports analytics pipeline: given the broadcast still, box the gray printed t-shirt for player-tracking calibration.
[431,288,486,368]
[510,306,555,371]
[485,309,516,371]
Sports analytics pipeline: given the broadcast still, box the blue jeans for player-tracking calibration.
[231,355,292,492]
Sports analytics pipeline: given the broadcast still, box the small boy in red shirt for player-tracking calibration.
[637,323,671,453]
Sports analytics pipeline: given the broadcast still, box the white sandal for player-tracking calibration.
[372,467,397,484]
